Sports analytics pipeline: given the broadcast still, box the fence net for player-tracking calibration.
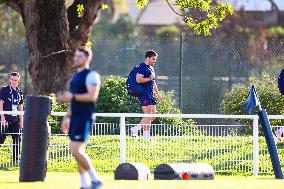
[1,37,284,114]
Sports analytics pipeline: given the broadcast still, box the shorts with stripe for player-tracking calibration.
[69,115,92,142]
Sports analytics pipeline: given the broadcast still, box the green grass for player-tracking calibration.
[0,171,283,189]
[1,135,284,174]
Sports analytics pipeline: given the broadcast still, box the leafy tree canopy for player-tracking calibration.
[136,0,233,36]
[1,0,233,36]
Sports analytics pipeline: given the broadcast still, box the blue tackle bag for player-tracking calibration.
[278,68,284,95]
[126,65,144,97]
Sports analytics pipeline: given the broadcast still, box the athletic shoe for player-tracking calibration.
[130,127,138,138]
[90,180,103,189]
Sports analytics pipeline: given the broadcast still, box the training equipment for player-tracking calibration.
[154,163,214,180]
[126,65,144,97]
[243,86,283,179]
[258,109,283,179]
[114,163,151,180]
[20,96,52,182]
[278,68,284,95]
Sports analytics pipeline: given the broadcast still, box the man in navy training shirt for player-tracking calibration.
[131,50,162,141]
[58,46,102,189]
[0,72,24,163]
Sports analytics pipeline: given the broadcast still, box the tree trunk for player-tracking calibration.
[6,0,102,95]
[22,0,71,95]
[3,0,102,181]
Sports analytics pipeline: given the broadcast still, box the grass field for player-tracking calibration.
[0,171,283,189]
[2,135,284,173]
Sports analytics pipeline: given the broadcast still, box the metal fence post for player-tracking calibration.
[120,116,126,164]
[253,117,259,176]
[179,33,184,110]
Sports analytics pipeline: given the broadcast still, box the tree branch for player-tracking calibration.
[68,0,102,50]
[165,0,183,16]
[6,0,23,14]
[136,0,152,23]
[267,0,280,12]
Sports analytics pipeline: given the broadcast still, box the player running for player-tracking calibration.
[130,50,162,141]
[58,46,102,189]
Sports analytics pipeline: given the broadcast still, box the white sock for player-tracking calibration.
[275,127,284,137]
[80,172,89,188]
[143,131,150,141]
[88,167,101,182]
[133,125,142,130]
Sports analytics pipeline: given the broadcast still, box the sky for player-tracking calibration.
[223,0,284,11]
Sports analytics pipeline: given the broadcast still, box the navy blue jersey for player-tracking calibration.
[0,86,23,121]
[70,69,100,117]
[138,63,155,95]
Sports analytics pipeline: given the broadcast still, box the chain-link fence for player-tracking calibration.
[0,37,283,114]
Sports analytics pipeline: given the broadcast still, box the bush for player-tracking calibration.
[221,73,284,133]
[97,75,195,134]
[50,75,195,134]
[265,26,284,39]
[96,76,141,123]
[155,25,180,39]
[49,94,69,133]
[108,14,139,39]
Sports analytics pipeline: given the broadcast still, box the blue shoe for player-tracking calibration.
[90,180,103,189]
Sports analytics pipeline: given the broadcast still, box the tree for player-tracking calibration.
[0,0,233,95]
[0,6,25,41]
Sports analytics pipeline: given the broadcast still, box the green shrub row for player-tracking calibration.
[221,73,284,134]
[49,76,195,134]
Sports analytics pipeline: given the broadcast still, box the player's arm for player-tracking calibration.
[58,72,101,103]
[0,88,6,127]
[18,104,24,129]
[136,74,154,84]
[153,81,162,103]
[61,106,71,134]
[73,84,100,103]
[18,92,24,129]
[73,72,101,103]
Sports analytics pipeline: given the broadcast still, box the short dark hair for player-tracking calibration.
[145,50,158,58]
[10,72,20,78]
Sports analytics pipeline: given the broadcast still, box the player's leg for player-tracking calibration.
[143,105,156,141]
[10,121,21,163]
[78,159,89,189]
[130,106,151,138]
[70,141,102,189]
[131,95,152,138]
[0,123,8,146]
[275,126,284,141]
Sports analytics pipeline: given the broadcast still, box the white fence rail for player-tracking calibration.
[0,111,284,176]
